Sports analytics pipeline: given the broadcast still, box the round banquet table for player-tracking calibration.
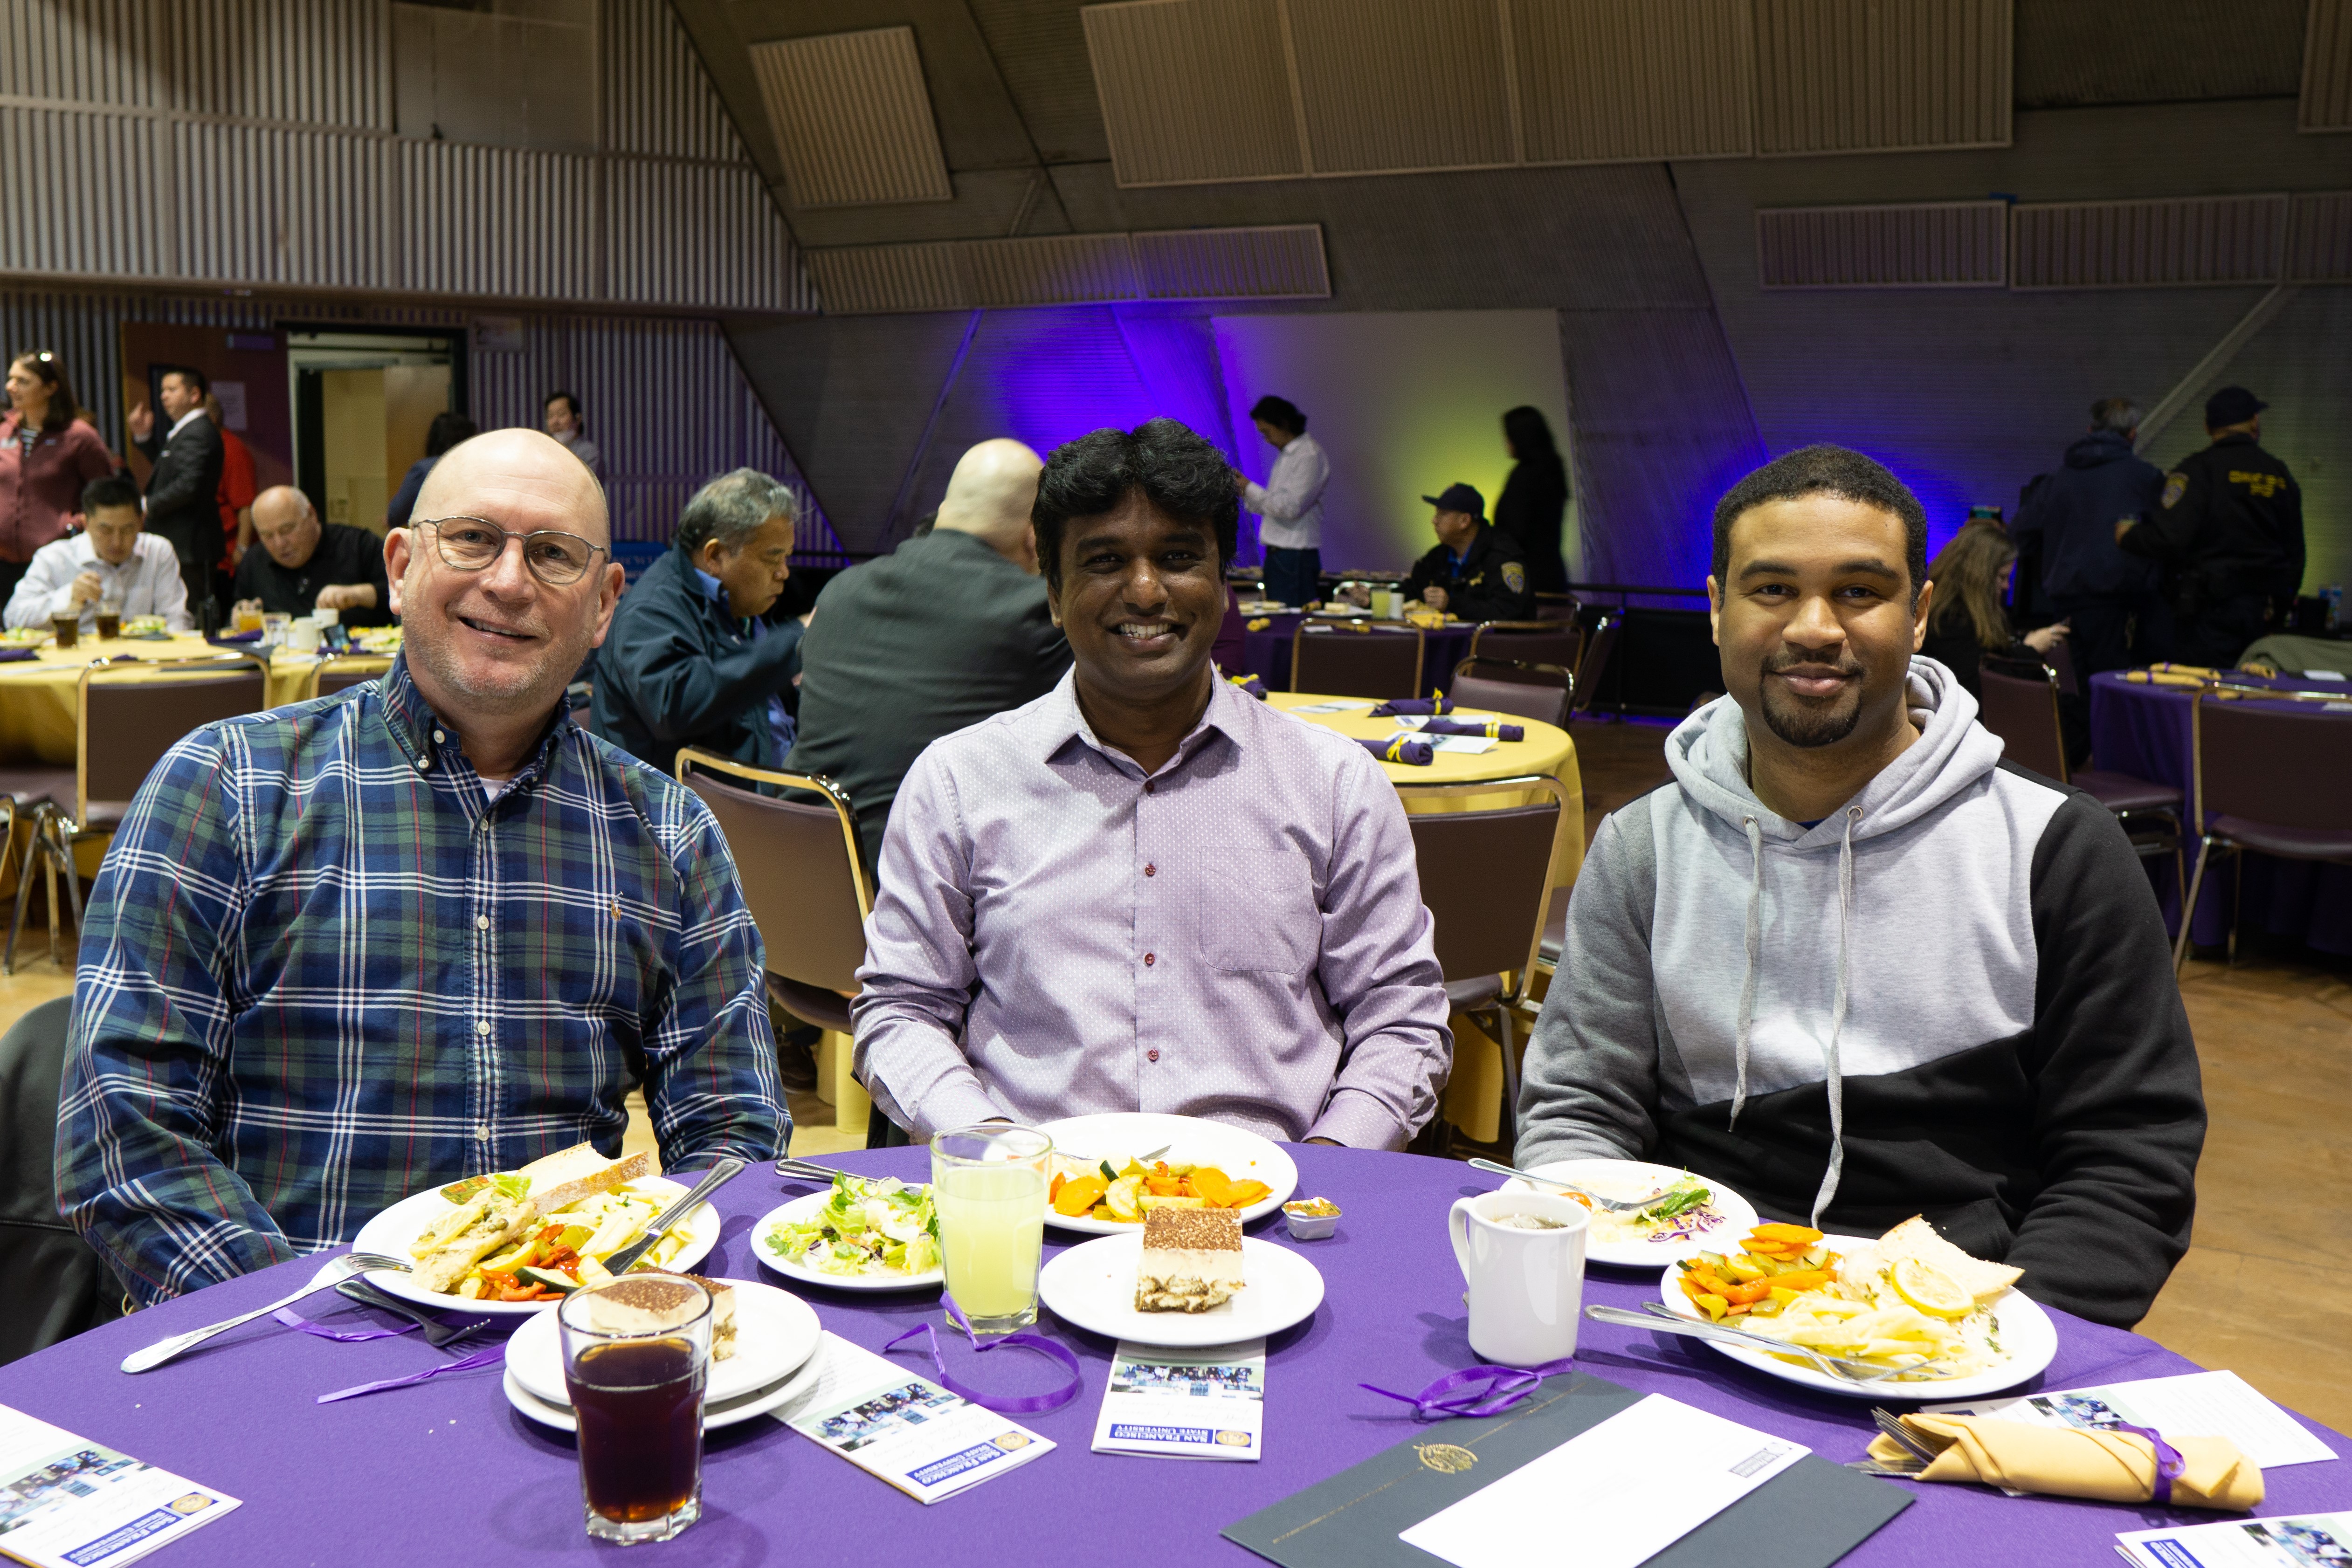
[1242,613,1476,696]
[2088,670,2352,956]
[6,1146,2345,1567]
[0,633,330,765]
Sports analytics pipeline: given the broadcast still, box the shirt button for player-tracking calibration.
[1147,1049,1160,1062]
[433,729,445,743]
[1144,952,1156,967]
[475,1020,490,1036]
[414,758,428,771]
[475,915,489,930]
[1144,864,1156,877]
[1144,780,1154,794]
[473,1124,490,1140]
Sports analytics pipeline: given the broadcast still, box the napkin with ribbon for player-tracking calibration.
[0,647,39,663]
[1227,672,1269,700]
[1369,696,1454,716]
[1866,1413,2263,1511]
[1362,736,1434,766]
[1422,715,1524,741]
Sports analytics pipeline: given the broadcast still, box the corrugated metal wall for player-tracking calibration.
[168,0,387,128]
[2289,191,2352,281]
[748,27,954,208]
[2012,194,2290,289]
[2304,0,2352,132]
[1132,227,1330,299]
[603,0,739,161]
[1512,0,1754,165]
[808,227,1331,313]
[400,142,599,302]
[1286,0,1517,174]
[0,107,167,277]
[176,124,392,289]
[1757,201,2008,288]
[1081,0,1305,186]
[0,0,164,104]
[1752,0,2012,157]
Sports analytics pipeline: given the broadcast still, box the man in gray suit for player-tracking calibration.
[127,365,225,624]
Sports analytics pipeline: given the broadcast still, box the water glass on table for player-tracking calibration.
[558,1275,713,1545]
[931,1124,1055,1336]
[261,611,291,649]
[1447,1188,1590,1367]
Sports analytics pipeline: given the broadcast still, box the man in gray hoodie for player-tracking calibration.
[1517,445,2202,1328]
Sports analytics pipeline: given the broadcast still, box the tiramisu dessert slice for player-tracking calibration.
[1134,1207,1245,1313]
[648,1270,737,1361]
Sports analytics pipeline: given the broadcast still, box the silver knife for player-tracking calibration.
[599,1158,744,1277]
[336,1277,488,1351]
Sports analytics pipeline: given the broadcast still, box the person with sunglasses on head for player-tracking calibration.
[1,350,116,610]
[57,430,788,1307]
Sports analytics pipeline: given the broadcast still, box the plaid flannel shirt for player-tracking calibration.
[56,655,787,1306]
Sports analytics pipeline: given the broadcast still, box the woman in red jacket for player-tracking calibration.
[1,351,117,606]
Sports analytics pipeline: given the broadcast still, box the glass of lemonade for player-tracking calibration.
[931,1124,1054,1336]
[558,1275,711,1545]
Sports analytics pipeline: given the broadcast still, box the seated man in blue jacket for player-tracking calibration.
[592,469,807,776]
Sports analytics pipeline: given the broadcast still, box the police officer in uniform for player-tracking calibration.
[1402,482,1536,622]
[2117,386,2304,668]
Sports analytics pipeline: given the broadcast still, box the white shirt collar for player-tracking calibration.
[167,407,209,439]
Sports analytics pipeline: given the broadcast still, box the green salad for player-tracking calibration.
[762,1173,940,1277]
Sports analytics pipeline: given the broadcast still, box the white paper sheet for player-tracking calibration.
[0,1403,240,1568]
[1291,699,1376,713]
[1384,729,1497,755]
[2117,1509,2352,1568]
[1924,1370,2336,1469]
[1090,1340,1265,1461]
[1398,1394,1807,1568]
[773,1332,1054,1504]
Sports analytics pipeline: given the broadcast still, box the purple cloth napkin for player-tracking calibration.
[212,630,264,644]
[1423,715,1524,742]
[1361,736,1434,766]
[0,647,37,662]
[1369,697,1453,716]
[1226,672,1269,700]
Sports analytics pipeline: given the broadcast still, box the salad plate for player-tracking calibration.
[504,1278,820,1408]
[504,1322,829,1434]
[1500,1159,1756,1268]
[752,1177,943,1293]
[1035,1113,1297,1236]
[1039,1232,1324,1348]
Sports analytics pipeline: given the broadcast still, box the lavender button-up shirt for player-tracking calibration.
[853,670,1453,1149]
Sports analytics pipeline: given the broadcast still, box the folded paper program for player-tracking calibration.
[1361,736,1434,766]
[1424,716,1524,742]
[1866,1414,2263,1512]
[1369,696,1453,716]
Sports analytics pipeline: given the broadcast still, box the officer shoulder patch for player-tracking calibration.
[2161,473,2187,509]
[1501,560,1526,594]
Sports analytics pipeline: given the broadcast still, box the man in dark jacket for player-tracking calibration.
[2118,386,2305,668]
[591,468,804,775]
[786,439,1070,874]
[1402,482,1535,622]
[127,365,225,623]
[2011,398,2165,677]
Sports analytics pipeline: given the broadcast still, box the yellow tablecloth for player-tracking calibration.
[0,634,324,765]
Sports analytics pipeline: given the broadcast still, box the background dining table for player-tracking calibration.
[0,633,343,765]
[6,1145,2344,1567]
[1235,612,1478,698]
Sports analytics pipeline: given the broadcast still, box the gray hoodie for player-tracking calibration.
[1517,658,2204,1327]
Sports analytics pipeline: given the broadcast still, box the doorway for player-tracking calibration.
[287,329,465,535]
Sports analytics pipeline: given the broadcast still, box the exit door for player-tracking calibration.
[287,330,464,534]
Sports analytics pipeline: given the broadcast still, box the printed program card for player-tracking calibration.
[2117,1509,2352,1568]
[1925,1370,2336,1470]
[0,1403,241,1568]
[1292,699,1377,714]
[1398,1393,1807,1568]
[774,1332,1053,1505]
[1091,1340,1265,1462]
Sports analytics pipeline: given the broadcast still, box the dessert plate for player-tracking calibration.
[504,1277,821,1408]
[1038,1233,1324,1348]
[504,1329,828,1434]
[1499,1159,1758,1269]
[1035,1113,1297,1236]
[750,1191,944,1293]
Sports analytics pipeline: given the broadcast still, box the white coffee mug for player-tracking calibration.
[1448,1189,1589,1367]
[311,605,338,629]
[287,616,323,653]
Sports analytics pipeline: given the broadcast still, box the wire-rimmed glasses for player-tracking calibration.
[415,516,608,587]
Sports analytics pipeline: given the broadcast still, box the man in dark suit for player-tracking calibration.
[127,365,225,623]
[786,439,1072,874]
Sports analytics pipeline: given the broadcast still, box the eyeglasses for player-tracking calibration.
[415,516,607,587]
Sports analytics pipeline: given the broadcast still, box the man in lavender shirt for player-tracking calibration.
[854,419,1452,1149]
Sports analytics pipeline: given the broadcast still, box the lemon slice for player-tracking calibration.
[1890,1257,1973,1319]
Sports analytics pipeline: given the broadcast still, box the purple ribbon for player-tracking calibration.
[1361,1359,1578,1422]
[273,1301,419,1343]
[883,1295,1082,1415]
[1370,697,1453,717]
[316,1342,505,1404]
[2116,1422,2187,1505]
[1362,736,1435,766]
[1423,716,1524,742]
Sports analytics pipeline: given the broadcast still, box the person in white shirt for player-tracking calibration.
[1231,395,1328,608]
[4,473,193,632]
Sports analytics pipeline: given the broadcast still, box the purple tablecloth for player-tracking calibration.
[2089,671,2352,955]
[6,1146,2345,1566]
[1242,614,1475,696]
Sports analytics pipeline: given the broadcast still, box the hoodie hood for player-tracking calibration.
[2063,431,2137,470]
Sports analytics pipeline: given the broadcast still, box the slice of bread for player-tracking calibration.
[1874,1215,2022,1307]
[519,1143,652,1219]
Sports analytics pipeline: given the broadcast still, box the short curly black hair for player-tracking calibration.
[1033,420,1239,593]
[1711,444,1927,602]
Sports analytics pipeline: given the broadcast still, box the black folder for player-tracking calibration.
[1222,1373,1911,1568]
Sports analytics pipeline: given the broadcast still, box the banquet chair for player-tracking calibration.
[1567,613,1621,718]
[1396,774,1574,1152]
[1532,593,1580,623]
[0,997,124,1365]
[1467,620,1581,676]
[2173,692,2352,973]
[673,749,899,1144]
[5,656,269,976]
[306,652,393,701]
[1975,664,2184,903]
[1290,618,1424,700]
[1448,659,1571,729]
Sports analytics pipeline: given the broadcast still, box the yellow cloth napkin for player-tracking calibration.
[1867,1414,2263,1511]
[2121,669,2208,688]
[1246,617,1271,631]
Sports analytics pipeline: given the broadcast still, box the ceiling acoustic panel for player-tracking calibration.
[965,235,1140,307]
[1756,201,2007,288]
[1083,0,1305,186]
[1285,0,1517,174]
[810,226,1331,313]
[2287,192,2352,281]
[1754,0,2011,157]
[1512,0,1754,165]
[2306,0,2352,132]
[749,27,952,208]
[2011,195,2289,289]
[1131,225,1329,298]
[806,242,967,316]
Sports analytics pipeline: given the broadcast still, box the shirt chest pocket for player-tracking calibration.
[1194,866,1322,974]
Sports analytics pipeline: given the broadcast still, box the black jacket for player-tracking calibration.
[2011,432,2161,601]
[1492,454,1569,596]
[1403,524,1536,623]
[135,413,224,576]
[786,529,1070,873]
[2120,433,2305,601]
[590,546,803,776]
[230,521,393,628]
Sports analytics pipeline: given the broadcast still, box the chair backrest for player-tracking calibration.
[1290,619,1424,699]
[1396,775,1571,1002]
[2045,637,2080,696]
[1448,662,1570,729]
[1568,613,1621,716]
[0,996,122,1365]
[2194,695,2352,833]
[677,749,871,992]
[1532,592,1580,623]
[1974,663,2069,783]
[310,653,393,701]
[1468,620,1581,673]
[78,659,269,823]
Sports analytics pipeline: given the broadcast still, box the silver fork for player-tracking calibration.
[775,1157,850,1183]
[121,1252,413,1374]
[1636,1301,1958,1384]
[1465,1157,1676,1211]
[1584,1304,1944,1385]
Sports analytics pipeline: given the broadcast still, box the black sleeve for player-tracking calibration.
[143,424,219,520]
[2119,459,2201,566]
[2008,787,2204,1327]
[1453,543,1536,621]
[1402,546,1442,602]
[2283,473,2305,590]
[342,529,393,628]
[230,548,262,605]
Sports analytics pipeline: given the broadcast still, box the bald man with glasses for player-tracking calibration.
[57,430,788,1307]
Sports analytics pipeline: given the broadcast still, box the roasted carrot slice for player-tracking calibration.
[1053,1176,1108,1216]
[1049,1173,1065,1203]
[1189,1168,1234,1207]
[1750,1223,1824,1244]
[1226,1180,1271,1208]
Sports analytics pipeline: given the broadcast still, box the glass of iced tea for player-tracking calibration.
[95,592,122,640]
[557,1275,712,1544]
[49,613,77,650]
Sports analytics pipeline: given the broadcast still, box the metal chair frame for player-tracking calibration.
[1567,612,1621,718]
[1985,660,2186,897]
[306,651,394,701]
[1394,772,1576,1152]
[1468,619,1584,669]
[1289,617,1426,697]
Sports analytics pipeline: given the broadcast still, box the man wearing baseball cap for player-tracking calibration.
[1401,482,1537,622]
[2117,385,2304,667]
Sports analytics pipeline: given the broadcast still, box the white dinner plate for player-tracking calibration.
[1035,1113,1297,1236]
[504,1327,829,1434]
[504,1278,821,1408]
[1501,1159,1759,1269]
[1653,1233,2059,1401]
[1038,1232,1324,1348]
[750,1191,944,1293]
[350,1175,721,1317]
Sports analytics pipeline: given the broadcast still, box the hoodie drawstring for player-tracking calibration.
[1728,816,1764,1128]
[1809,806,1862,1227]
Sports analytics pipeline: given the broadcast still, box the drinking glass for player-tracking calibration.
[558,1276,711,1545]
[49,613,77,650]
[95,591,122,640]
[931,1124,1054,1336]
[261,612,291,649]
[233,604,264,634]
